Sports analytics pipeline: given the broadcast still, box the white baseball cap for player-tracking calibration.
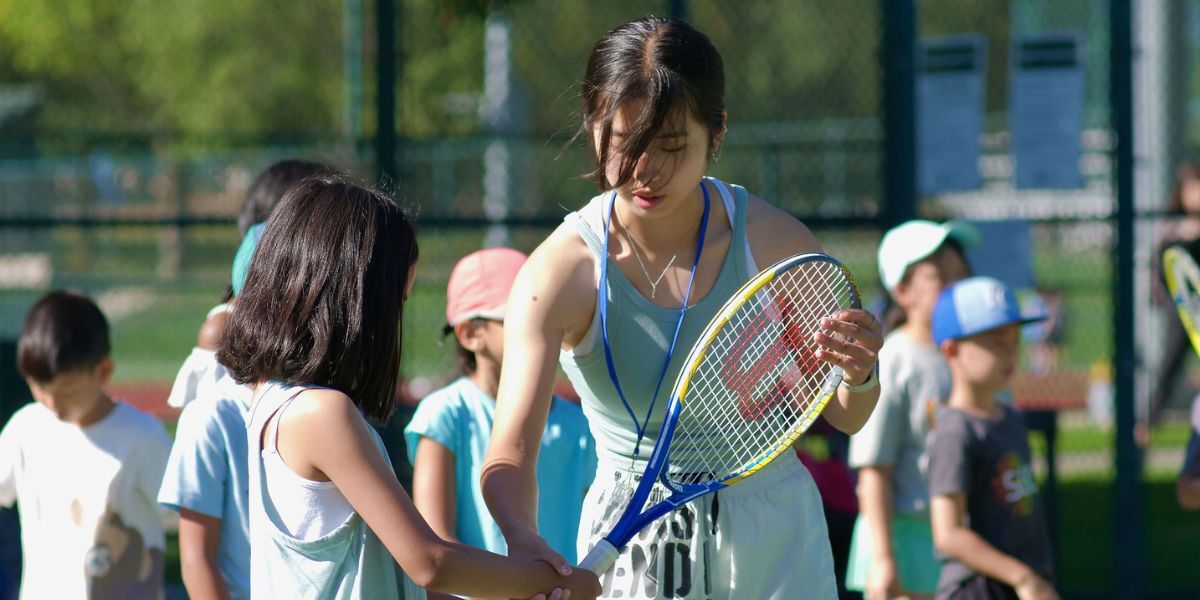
[877,220,981,293]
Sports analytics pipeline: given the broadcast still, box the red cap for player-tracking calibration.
[445,248,528,326]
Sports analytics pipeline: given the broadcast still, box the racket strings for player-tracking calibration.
[666,260,856,486]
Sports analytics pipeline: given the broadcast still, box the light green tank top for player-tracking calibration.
[247,382,426,599]
[559,178,754,469]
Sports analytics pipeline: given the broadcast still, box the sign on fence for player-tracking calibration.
[918,34,987,196]
[1011,32,1086,190]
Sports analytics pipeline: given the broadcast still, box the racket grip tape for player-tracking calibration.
[577,539,620,575]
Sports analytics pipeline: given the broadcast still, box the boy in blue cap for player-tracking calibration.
[927,277,1058,600]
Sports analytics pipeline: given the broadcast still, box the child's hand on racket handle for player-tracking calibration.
[507,531,602,599]
[556,567,602,599]
[814,308,883,386]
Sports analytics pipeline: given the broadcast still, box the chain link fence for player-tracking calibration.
[1,0,1199,596]
[916,1,1200,596]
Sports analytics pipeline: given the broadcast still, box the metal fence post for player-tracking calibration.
[1109,0,1143,597]
[375,0,397,185]
[881,0,917,228]
[344,0,364,148]
[668,0,689,22]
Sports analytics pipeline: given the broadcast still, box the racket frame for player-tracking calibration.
[1164,244,1200,358]
[579,252,860,571]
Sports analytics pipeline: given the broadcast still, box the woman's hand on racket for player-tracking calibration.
[507,529,575,578]
[814,308,883,385]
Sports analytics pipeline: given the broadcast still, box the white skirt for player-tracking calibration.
[577,452,838,599]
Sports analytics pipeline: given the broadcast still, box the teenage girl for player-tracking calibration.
[480,17,883,598]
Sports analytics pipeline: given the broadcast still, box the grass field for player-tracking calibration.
[1057,469,1200,597]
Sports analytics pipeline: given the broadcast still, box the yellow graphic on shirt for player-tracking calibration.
[990,452,1038,517]
[924,398,939,430]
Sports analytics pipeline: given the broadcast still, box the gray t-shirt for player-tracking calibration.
[848,331,950,517]
[928,404,1054,596]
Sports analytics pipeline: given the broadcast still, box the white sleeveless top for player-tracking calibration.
[259,391,356,539]
[247,382,425,599]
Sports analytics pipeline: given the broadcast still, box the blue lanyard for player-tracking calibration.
[598,183,711,458]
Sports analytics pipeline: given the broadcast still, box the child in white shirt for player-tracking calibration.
[0,291,171,599]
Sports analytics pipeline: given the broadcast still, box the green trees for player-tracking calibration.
[0,0,343,136]
[0,0,903,141]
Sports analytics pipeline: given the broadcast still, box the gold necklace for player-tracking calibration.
[617,215,677,300]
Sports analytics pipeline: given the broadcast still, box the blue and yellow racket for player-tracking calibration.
[1163,244,1200,359]
[578,252,861,575]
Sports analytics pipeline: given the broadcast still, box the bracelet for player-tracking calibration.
[841,363,879,392]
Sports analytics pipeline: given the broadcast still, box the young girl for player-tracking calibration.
[846,220,975,600]
[405,248,596,600]
[216,176,600,599]
[481,17,883,598]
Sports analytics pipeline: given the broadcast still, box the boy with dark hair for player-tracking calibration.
[927,277,1057,600]
[0,291,171,598]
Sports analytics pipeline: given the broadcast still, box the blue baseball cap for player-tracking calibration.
[932,276,1045,346]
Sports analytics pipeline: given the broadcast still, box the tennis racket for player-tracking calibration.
[577,252,862,575]
[1163,244,1200,359]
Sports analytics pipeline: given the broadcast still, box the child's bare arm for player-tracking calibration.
[1178,474,1200,510]
[412,437,459,542]
[856,465,900,599]
[411,437,464,600]
[931,494,1058,600]
[0,421,18,507]
[195,310,229,350]
[177,509,230,600]
[1179,428,1200,510]
[277,389,600,599]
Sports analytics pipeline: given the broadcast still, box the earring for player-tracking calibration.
[711,144,723,163]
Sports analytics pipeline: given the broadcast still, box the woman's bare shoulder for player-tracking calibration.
[743,192,823,265]
[521,220,595,288]
[512,220,598,342]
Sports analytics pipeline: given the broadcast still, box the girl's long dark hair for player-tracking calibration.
[218,176,419,423]
[578,17,725,189]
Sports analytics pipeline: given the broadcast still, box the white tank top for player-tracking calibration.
[260,391,355,540]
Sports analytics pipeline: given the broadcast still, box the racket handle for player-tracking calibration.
[577,539,619,575]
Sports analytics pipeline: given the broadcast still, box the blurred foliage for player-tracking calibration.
[0,0,344,135]
[0,0,1136,145]
[0,0,902,142]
